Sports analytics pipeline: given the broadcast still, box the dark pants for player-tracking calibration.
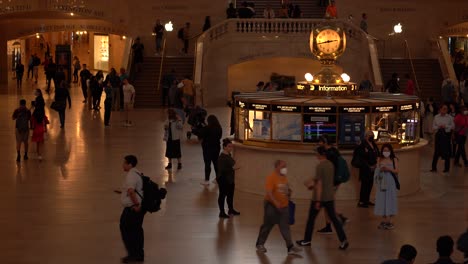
[359,168,374,204]
[218,183,234,213]
[120,85,124,110]
[104,99,112,125]
[183,39,189,53]
[304,201,347,242]
[93,93,102,110]
[203,147,220,181]
[256,202,293,249]
[120,207,146,259]
[46,76,54,91]
[16,74,23,87]
[73,69,79,82]
[27,66,33,78]
[162,87,169,106]
[455,134,467,164]
[81,83,88,100]
[58,109,65,127]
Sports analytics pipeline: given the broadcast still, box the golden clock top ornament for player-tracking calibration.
[310,25,346,63]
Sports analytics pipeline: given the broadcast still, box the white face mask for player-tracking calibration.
[280,167,288,175]
[382,151,391,158]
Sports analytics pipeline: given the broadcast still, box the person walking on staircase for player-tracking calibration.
[154,19,164,55]
[132,37,145,73]
[181,22,191,54]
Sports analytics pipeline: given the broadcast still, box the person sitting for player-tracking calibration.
[382,244,417,264]
[432,236,457,264]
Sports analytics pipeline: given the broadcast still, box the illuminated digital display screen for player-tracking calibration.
[303,115,337,143]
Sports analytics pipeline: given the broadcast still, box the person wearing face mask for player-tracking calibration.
[374,144,399,230]
[296,146,349,250]
[256,160,302,255]
[431,104,454,173]
[315,135,349,235]
[354,130,380,208]
[216,138,240,218]
[454,105,468,167]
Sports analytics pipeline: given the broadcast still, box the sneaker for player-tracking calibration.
[384,223,395,230]
[121,256,143,263]
[430,169,437,172]
[367,202,375,206]
[296,240,311,246]
[339,240,349,250]
[288,245,302,254]
[16,154,21,162]
[317,226,333,234]
[23,154,28,160]
[256,244,267,253]
[442,170,449,173]
[339,215,350,225]
[165,163,172,170]
[177,163,182,170]
[219,212,229,219]
[228,210,240,216]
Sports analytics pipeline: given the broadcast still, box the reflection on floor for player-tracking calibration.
[1,77,467,264]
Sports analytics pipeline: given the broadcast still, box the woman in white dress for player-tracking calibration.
[374,143,399,230]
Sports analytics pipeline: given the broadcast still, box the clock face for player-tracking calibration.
[316,29,341,54]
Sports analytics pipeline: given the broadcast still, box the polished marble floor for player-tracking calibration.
[0,77,467,264]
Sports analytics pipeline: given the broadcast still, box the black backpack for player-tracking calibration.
[136,173,167,213]
[177,28,184,39]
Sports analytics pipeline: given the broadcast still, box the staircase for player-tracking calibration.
[133,56,194,108]
[379,59,443,101]
[236,0,326,18]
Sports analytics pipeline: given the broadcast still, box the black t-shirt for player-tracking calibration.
[154,24,164,38]
[80,69,91,84]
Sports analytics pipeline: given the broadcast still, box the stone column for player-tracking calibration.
[0,38,8,86]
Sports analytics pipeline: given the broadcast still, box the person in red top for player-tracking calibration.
[255,160,302,255]
[31,109,49,161]
[454,105,468,167]
[325,0,338,18]
[404,73,415,96]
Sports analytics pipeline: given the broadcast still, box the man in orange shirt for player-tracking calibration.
[325,0,338,18]
[181,75,195,107]
[256,160,302,255]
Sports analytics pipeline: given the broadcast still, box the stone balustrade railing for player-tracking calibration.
[205,18,367,43]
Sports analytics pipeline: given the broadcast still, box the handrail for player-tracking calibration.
[404,40,421,96]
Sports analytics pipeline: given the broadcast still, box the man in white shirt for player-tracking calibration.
[120,155,145,263]
[122,78,136,126]
[431,104,454,173]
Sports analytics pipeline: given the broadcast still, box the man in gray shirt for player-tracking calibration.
[296,146,349,250]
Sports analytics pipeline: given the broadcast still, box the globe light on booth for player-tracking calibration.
[341,73,351,83]
[305,73,313,82]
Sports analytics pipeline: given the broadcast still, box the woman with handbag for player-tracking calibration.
[53,81,71,128]
[374,143,399,230]
[164,109,183,170]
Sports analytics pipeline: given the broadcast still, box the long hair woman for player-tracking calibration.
[198,115,222,186]
[374,143,399,230]
[31,106,49,160]
[217,138,240,218]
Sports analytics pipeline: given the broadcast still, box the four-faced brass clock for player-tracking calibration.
[310,26,346,61]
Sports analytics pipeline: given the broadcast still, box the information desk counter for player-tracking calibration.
[233,139,428,200]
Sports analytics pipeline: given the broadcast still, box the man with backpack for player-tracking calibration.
[120,155,145,263]
[12,99,31,162]
[315,135,350,234]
